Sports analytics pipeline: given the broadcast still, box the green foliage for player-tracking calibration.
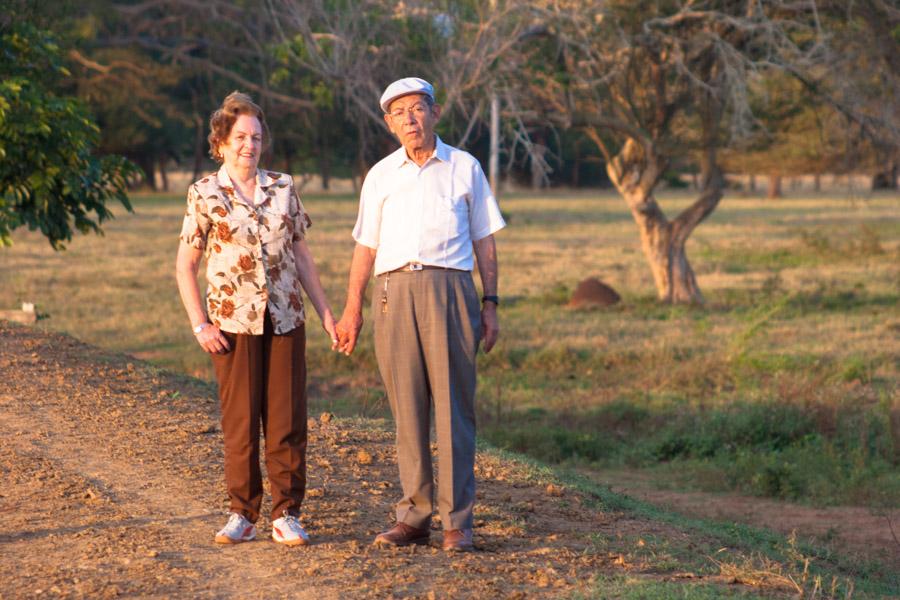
[839,355,875,384]
[483,397,900,506]
[0,23,138,249]
[578,575,761,599]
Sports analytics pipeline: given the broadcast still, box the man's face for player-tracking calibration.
[384,94,441,152]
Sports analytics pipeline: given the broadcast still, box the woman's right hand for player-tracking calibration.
[194,323,231,354]
[321,309,339,351]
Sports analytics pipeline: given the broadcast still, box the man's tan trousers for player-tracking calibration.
[373,269,481,531]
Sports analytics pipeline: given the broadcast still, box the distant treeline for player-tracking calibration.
[5,0,898,194]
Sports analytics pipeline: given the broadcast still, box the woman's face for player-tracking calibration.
[220,113,262,172]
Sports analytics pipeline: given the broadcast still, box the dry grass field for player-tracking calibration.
[2,189,898,511]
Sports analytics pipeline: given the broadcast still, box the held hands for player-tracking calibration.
[194,323,230,354]
[332,304,497,355]
[335,309,363,356]
[481,303,499,353]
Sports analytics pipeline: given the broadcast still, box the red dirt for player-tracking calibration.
[590,469,900,570]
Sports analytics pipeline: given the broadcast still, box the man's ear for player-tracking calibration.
[383,113,393,130]
[432,104,442,121]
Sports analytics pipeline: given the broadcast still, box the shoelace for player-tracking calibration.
[281,514,301,530]
[226,513,245,528]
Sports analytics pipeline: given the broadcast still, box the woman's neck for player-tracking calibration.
[225,164,257,189]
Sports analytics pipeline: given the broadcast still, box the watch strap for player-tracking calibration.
[481,295,499,306]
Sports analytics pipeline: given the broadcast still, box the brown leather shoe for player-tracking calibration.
[442,529,474,552]
[373,522,430,547]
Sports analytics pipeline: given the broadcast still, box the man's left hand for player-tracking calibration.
[481,303,499,353]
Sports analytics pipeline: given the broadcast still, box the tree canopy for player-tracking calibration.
[5,0,897,296]
[0,21,138,249]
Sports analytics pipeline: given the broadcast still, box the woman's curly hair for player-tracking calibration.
[208,91,271,163]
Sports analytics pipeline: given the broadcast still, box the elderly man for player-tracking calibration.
[336,77,505,552]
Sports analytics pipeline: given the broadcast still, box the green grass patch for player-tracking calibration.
[695,223,892,275]
[481,397,900,507]
[575,575,765,599]
[484,444,898,597]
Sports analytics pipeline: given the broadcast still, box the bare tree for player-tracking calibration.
[819,0,900,190]
[265,0,539,170]
[103,0,548,186]
[526,1,829,303]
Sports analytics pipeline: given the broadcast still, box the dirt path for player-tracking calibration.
[4,322,894,598]
[590,470,900,570]
[0,322,668,599]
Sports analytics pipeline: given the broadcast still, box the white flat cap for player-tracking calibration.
[379,77,434,113]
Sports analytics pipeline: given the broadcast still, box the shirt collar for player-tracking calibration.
[394,135,449,169]
[216,166,274,205]
[433,135,451,162]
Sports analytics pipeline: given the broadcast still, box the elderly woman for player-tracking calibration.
[175,91,336,546]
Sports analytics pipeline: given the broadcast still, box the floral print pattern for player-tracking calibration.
[179,166,312,335]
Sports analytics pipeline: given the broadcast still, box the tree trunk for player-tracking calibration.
[192,113,204,182]
[355,118,369,187]
[158,157,169,192]
[530,142,547,190]
[767,174,782,199]
[318,150,331,191]
[748,173,756,193]
[624,202,703,304]
[135,156,157,191]
[606,138,719,304]
[813,173,821,193]
[605,134,723,304]
[571,152,580,187]
[489,92,500,194]
[872,160,898,190]
[282,144,294,175]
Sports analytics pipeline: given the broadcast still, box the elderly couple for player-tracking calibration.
[175,78,505,552]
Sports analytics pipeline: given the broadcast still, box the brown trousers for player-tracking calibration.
[210,317,307,523]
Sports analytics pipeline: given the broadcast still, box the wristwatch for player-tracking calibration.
[193,322,210,335]
[481,295,500,306]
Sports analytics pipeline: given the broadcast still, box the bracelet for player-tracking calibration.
[192,322,210,335]
[481,295,499,306]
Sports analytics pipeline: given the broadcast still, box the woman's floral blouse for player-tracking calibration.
[179,166,312,335]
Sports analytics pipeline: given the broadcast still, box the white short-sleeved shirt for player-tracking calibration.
[352,136,506,276]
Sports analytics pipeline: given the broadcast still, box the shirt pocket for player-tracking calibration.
[434,194,468,238]
[257,205,293,249]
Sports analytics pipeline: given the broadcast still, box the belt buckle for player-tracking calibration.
[408,262,424,271]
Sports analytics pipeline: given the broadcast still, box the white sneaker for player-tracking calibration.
[215,513,257,544]
[272,513,310,546]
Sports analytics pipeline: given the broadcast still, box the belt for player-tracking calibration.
[385,262,466,274]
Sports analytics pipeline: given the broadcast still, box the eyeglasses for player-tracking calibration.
[388,104,430,120]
